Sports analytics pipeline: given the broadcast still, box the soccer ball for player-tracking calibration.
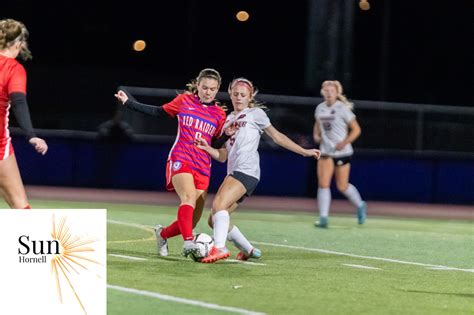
[189,233,214,262]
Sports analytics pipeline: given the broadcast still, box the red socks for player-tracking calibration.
[160,221,181,239]
[177,204,194,241]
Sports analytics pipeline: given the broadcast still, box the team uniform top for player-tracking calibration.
[224,107,271,181]
[0,55,27,158]
[164,93,226,178]
[314,100,355,158]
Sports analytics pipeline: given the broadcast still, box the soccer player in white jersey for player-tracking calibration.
[195,78,321,263]
[313,80,367,228]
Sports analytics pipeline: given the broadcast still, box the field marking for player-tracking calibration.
[109,254,148,261]
[253,241,474,273]
[108,219,154,232]
[108,219,472,273]
[226,259,266,266]
[343,264,381,270]
[108,252,266,266]
[107,220,266,266]
[427,266,474,272]
[108,284,266,315]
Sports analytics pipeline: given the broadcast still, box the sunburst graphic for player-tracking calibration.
[50,214,103,314]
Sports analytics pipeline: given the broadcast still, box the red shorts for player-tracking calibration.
[166,160,210,191]
[0,138,13,161]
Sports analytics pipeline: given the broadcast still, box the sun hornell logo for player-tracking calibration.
[17,235,60,264]
[17,214,102,314]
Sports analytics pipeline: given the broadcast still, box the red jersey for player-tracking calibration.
[163,93,226,178]
[0,54,27,159]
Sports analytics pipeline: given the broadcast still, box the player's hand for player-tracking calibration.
[114,90,129,104]
[29,137,48,155]
[224,123,239,137]
[194,137,210,151]
[335,141,347,151]
[303,148,321,160]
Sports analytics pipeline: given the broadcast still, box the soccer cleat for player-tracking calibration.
[236,247,261,261]
[315,216,328,228]
[181,241,201,257]
[154,225,168,257]
[201,247,230,263]
[357,202,367,224]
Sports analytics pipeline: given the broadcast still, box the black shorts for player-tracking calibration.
[321,155,352,167]
[230,171,259,203]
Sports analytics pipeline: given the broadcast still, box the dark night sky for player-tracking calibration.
[2,0,472,129]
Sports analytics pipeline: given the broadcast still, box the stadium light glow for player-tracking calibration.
[236,11,250,22]
[359,0,370,10]
[133,40,146,52]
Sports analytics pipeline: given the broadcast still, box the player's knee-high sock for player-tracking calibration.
[213,210,230,248]
[317,188,331,217]
[227,225,253,254]
[177,204,194,241]
[160,220,180,239]
[341,184,363,208]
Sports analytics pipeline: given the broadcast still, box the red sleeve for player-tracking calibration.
[7,63,27,94]
[162,94,184,117]
[214,110,226,137]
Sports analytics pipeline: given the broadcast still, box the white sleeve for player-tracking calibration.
[342,106,356,123]
[254,108,271,130]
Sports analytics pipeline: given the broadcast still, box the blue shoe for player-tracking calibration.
[357,202,367,224]
[315,217,328,228]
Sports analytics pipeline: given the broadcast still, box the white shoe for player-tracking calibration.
[154,225,168,256]
[181,241,200,257]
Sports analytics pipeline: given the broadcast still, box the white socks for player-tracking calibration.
[213,210,230,248]
[317,188,331,217]
[227,225,253,254]
[342,184,363,208]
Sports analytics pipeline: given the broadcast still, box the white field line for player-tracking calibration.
[226,259,266,266]
[427,266,474,271]
[253,241,474,273]
[108,220,473,273]
[108,284,266,315]
[108,254,148,261]
[108,252,266,266]
[342,264,381,270]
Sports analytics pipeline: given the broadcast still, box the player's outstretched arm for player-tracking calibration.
[114,90,167,117]
[195,137,228,162]
[264,125,321,159]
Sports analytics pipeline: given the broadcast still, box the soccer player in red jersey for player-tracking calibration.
[0,19,48,209]
[115,69,226,257]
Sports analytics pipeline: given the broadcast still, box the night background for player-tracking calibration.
[3,0,472,131]
[3,0,473,204]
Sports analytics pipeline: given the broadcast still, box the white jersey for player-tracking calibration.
[314,100,356,157]
[225,107,271,180]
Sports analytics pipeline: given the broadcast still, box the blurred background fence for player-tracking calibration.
[11,87,474,204]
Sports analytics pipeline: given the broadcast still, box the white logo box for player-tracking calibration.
[0,209,106,315]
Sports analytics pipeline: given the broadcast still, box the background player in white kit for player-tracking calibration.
[195,78,321,263]
[313,80,367,228]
